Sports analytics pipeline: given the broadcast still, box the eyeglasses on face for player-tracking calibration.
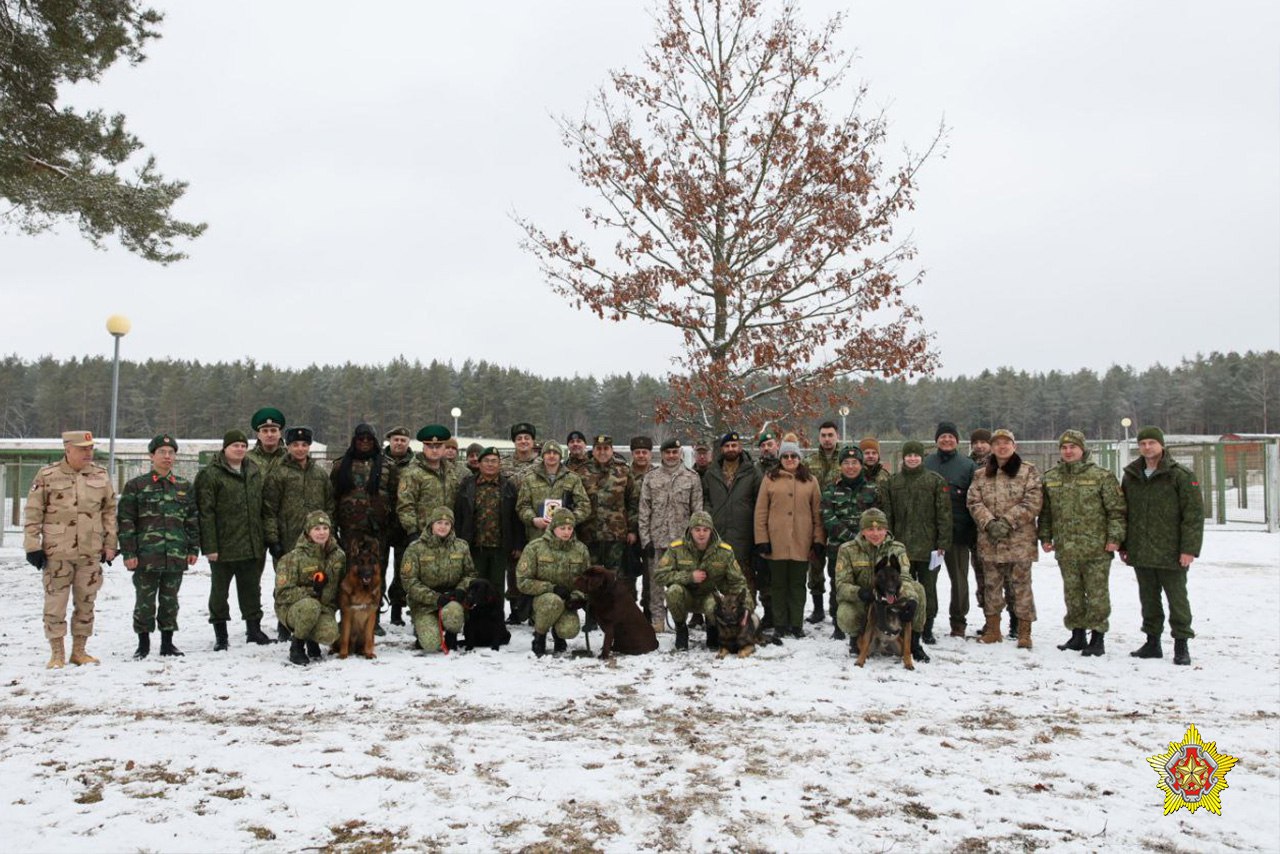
[780,453,800,460]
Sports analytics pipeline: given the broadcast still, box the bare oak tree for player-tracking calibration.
[520,0,939,432]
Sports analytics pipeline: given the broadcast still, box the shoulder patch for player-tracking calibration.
[670,539,684,547]
[719,542,734,550]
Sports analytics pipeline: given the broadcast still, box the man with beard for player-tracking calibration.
[382,426,415,625]
[804,421,843,488]
[923,421,978,641]
[565,430,590,475]
[701,432,761,604]
[331,423,397,635]
[860,437,892,489]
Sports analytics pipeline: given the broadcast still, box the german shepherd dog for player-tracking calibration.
[336,535,382,659]
[572,566,658,659]
[854,559,914,670]
[461,578,511,651]
[712,589,781,659]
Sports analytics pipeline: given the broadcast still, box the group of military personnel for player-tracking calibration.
[23,409,1204,667]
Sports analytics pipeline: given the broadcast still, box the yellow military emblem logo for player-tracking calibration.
[1146,723,1238,815]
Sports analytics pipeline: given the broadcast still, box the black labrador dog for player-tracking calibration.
[462,579,511,651]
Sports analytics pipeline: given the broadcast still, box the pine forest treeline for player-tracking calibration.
[0,351,1276,444]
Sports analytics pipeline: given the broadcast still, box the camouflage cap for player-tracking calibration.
[541,440,564,458]
[417,424,450,444]
[860,508,889,530]
[511,422,536,440]
[991,428,1017,444]
[304,510,332,530]
[1137,426,1165,445]
[687,510,715,530]
[222,429,249,448]
[384,425,411,439]
[251,407,286,430]
[284,426,314,445]
[428,506,454,525]
[859,436,880,452]
[148,434,178,454]
[1058,429,1086,449]
[902,440,925,457]
[694,440,711,452]
[592,434,612,446]
[61,430,94,447]
[466,442,485,456]
[550,507,576,528]
[839,446,864,464]
[629,436,654,450]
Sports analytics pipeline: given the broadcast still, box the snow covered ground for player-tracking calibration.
[1,530,1277,853]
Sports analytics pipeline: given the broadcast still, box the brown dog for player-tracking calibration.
[712,589,780,659]
[854,561,914,670]
[572,565,658,659]
[337,536,382,659]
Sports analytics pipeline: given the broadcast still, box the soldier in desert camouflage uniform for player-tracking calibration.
[402,506,476,653]
[1038,430,1126,657]
[275,510,343,665]
[119,435,200,659]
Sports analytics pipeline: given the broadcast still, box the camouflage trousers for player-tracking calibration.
[411,601,466,652]
[648,548,670,625]
[972,552,1014,618]
[42,559,103,640]
[281,598,339,644]
[665,585,716,625]
[1059,558,1112,633]
[209,558,263,622]
[531,592,582,638]
[982,562,1036,622]
[806,550,828,596]
[131,569,184,633]
[1134,566,1194,640]
[834,576,926,636]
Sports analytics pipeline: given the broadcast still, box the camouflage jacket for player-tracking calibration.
[274,534,343,613]
[195,453,264,562]
[804,448,842,488]
[383,449,415,538]
[880,466,953,561]
[501,452,542,483]
[653,512,747,598]
[821,474,880,550]
[396,455,461,539]
[863,462,892,490]
[1037,456,1126,561]
[834,534,911,605]
[118,469,199,572]
[516,529,592,597]
[263,455,335,550]
[402,531,476,610]
[515,463,591,543]
[967,454,1043,564]
[23,459,118,560]
[248,443,287,479]
[1120,453,1204,569]
[566,454,591,477]
[580,457,637,543]
[638,462,703,549]
[330,453,398,544]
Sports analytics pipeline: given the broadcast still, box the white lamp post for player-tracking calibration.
[450,407,461,438]
[1119,416,1133,473]
[106,314,131,481]
[838,405,850,443]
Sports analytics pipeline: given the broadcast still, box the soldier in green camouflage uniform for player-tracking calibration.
[655,511,748,651]
[1038,430,1126,656]
[119,435,200,659]
[248,407,289,639]
[565,430,590,476]
[819,447,881,639]
[502,422,542,482]
[274,510,343,665]
[402,506,476,653]
[516,441,591,544]
[833,509,929,662]
[1121,426,1204,665]
[859,438,892,489]
[381,426,415,624]
[579,435,638,571]
[517,507,591,656]
[264,426,335,562]
[397,425,462,542]
[195,429,273,650]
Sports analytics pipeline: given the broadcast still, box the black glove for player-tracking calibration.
[900,599,918,622]
[436,590,458,610]
[643,544,655,560]
[858,587,874,604]
[553,584,573,601]
[268,543,284,562]
[809,543,824,562]
[26,550,46,570]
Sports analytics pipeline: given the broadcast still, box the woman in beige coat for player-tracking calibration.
[754,441,825,638]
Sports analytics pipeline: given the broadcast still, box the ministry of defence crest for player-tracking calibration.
[1146,723,1238,816]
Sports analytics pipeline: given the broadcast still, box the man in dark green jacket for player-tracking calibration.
[195,430,274,649]
[702,433,762,596]
[1121,427,1204,665]
[923,421,978,638]
[882,440,952,644]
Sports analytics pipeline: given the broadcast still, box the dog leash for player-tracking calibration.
[437,608,449,655]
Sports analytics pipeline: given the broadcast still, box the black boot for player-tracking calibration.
[790,625,806,639]
[553,631,568,653]
[133,632,150,660]
[705,623,719,650]
[760,601,774,631]
[1130,634,1163,659]
[444,631,457,652]
[675,622,689,651]
[1082,630,1106,657]
[848,635,858,656]
[921,619,936,645]
[531,632,547,658]
[1007,613,1019,640]
[832,624,846,641]
[245,618,271,645]
[806,591,825,624]
[911,633,930,663]
[1173,638,1190,665]
[390,604,405,626]
[213,621,229,651]
[305,640,322,660]
[288,639,309,665]
[1057,628,1087,651]
[159,631,184,657]
[277,621,292,642]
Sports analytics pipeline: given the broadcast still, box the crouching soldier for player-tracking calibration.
[833,509,930,664]
[402,506,475,653]
[274,511,342,666]
[655,511,748,652]
[517,508,591,657]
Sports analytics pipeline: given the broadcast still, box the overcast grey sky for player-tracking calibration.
[3,1,1277,381]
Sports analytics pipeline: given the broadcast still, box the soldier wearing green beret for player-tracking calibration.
[402,507,476,653]
[119,435,200,659]
[517,508,591,657]
[396,425,462,543]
